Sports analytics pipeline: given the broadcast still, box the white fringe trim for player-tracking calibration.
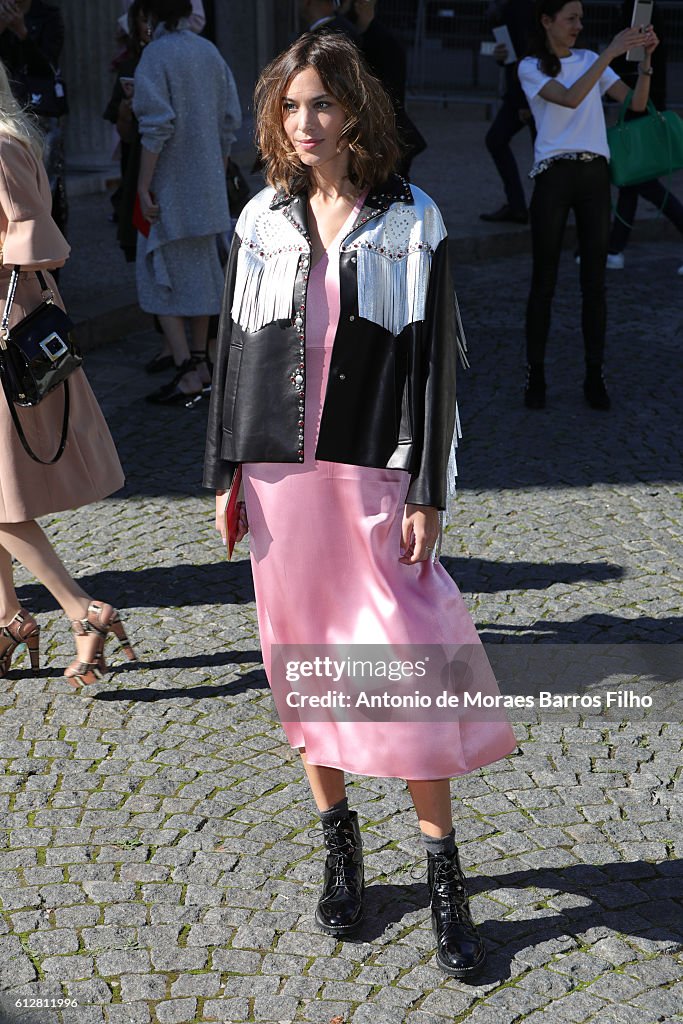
[436,401,462,553]
[231,246,299,333]
[454,290,469,369]
[356,247,431,336]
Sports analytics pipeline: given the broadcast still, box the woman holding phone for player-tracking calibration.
[519,0,658,410]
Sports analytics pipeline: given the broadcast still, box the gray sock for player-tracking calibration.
[320,797,349,824]
[421,828,455,857]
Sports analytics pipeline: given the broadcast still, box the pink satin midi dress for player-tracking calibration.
[242,197,516,779]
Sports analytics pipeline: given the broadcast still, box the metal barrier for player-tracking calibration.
[378,0,683,105]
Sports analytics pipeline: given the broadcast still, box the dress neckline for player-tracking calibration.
[309,189,368,274]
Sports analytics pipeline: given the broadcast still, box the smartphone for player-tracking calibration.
[626,0,653,62]
[119,76,135,98]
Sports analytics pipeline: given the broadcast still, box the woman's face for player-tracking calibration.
[282,67,350,179]
[542,2,583,53]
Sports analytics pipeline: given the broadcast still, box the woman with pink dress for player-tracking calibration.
[204,32,516,979]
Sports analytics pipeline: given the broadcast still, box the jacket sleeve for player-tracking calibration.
[0,137,70,268]
[203,230,241,490]
[405,235,457,509]
[133,50,175,154]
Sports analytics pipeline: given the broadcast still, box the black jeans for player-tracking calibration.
[609,179,683,253]
[526,157,611,368]
[485,93,534,213]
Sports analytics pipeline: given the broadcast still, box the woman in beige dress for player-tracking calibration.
[0,60,136,687]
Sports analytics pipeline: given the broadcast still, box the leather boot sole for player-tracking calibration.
[314,905,364,936]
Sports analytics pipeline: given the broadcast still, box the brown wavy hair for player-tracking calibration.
[254,32,400,193]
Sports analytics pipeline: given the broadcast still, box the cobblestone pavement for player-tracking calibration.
[1,240,682,1024]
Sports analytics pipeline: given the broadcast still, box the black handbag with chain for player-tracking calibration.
[0,267,82,464]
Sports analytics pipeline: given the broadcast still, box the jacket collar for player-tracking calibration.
[269,173,413,242]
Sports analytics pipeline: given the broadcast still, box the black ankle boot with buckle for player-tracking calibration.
[315,810,364,935]
[428,845,486,979]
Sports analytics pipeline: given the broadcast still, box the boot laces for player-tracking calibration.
[323,822,358,885]
[432,857,473,925]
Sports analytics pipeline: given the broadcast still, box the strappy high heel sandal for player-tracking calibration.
[0,609,41,678]
[190,348,213,394]
[64,601,137,690]
[144,356,203,407]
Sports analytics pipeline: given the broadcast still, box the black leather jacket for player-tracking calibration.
[204,174,460,510]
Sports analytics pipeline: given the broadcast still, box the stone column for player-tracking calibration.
[58,0,123,170]
[214,0,296,116]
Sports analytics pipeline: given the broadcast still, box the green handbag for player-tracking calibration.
[607,92,683,187]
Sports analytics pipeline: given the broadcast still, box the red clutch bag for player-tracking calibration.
[219,465,243,560]
[132,194,151,237]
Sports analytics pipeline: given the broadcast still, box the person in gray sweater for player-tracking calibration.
[133,0,241,406]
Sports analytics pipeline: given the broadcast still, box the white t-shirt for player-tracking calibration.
[519,50,620,164]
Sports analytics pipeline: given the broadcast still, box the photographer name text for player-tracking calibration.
[284,689,652,710]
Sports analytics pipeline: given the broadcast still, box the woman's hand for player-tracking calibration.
[215,492,249,544]
[400,504,440,565]
[1,0,27,38]
[116,98,135,144]
[493,42,509,64]
[137,188,159,224]
[643,25,660,58]
[235,503,249,543]
[605,25,655,61]
[0,0,19,33]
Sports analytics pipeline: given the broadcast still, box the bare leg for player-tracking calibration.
[0,544,21,625]
[157,315,203,393]
[407,778,453,838]
[0,522,90,621]
[188,315,211,385]
[300,749,346,811]
[0,520,107,670]
[189,315,209,354]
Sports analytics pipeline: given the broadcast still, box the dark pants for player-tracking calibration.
[526,157,611,368]
[609,179,683,253]
[485,93,534,213]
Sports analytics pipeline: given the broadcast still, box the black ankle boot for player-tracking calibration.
[428,846,486,979]
[524,364,546,409]
[584,366,611,410]
[315,810,364,935]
